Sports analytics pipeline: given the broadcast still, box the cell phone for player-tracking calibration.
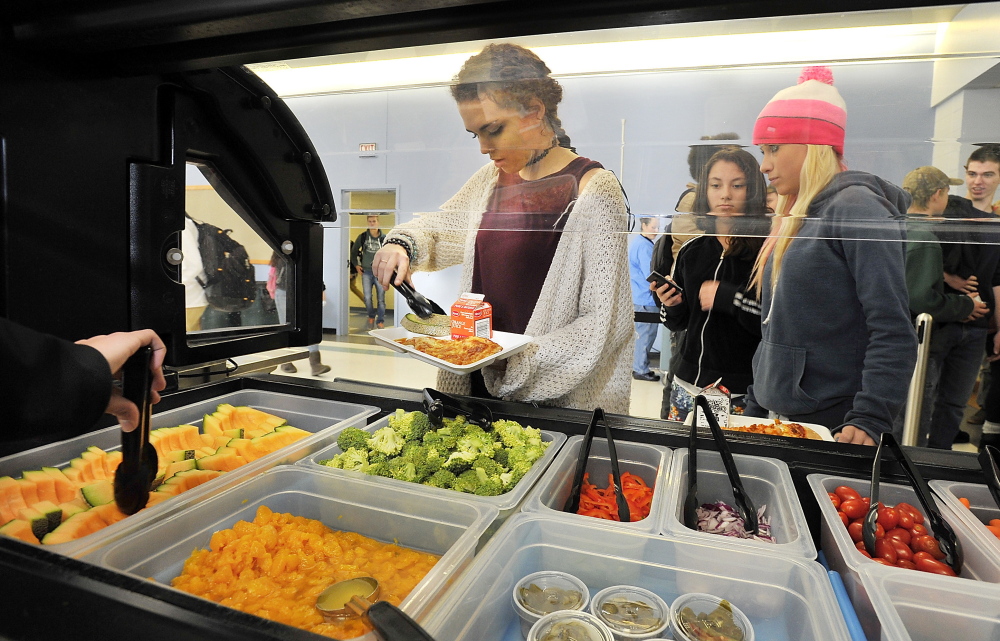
[646,270,682,293]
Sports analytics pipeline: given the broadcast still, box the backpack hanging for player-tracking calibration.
[189,216,257,312]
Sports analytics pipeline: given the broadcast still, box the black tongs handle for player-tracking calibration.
[393,273,446,319]
[693,395,758,534]
[865,432,963,574]
[978,445,1000,512]
[422,388,493,431]
[366,601,436,641]
[120,346,153,470]
[563,408,630,522]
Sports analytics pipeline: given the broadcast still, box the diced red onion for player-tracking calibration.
[695,501,775,543]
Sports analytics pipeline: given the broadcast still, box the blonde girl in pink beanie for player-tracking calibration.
[743,67,917,446]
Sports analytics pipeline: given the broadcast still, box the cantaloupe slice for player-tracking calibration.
[41,510,105,545]
[61,465,86,487]
[90,502,128,526]
[104,451,123,477]
[21,471,58,504]
[58,499,89,521]
[40,467,80,503]
[17,507,49,539]
[15,478,40,506]
[0,476,28,523]
[0,519,40,545]
[203,414,224,436]
[80,450,108,481]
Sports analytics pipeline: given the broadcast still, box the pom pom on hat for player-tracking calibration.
[753,66,847,155]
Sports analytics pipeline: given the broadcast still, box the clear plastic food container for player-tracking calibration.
[661,449,816,559]
[421,512,852,641]
[299,413,566,523]
[527,610,616,641]
[521,436,670,534]
[860,563,1000,641]
[84,466,497,631]
[513,570,590,638]
[928,479,1000,557]
[591,585,670,641]
[0,389,377,557]
[807,473,1000,640]
[669,592,754,641]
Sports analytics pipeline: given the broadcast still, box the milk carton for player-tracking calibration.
[451,293,493,339]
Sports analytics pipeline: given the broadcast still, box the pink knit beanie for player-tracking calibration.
[753,66,847,156]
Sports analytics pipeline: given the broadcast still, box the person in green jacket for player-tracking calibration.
[896,166,988,444]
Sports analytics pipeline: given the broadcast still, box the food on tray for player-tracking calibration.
[399,312,451,336]
[829,486,958,576]
[395,335,502,365]
[172,505,439,639]
[0,405,309,546]
[519,583,585,615]
[597,596,663,633]
[318,409,549,496]
[576,472,653,522]
[695,501,775,543]
[956,496,1000,538]
[676,599,746,641]
[724,418,823,440]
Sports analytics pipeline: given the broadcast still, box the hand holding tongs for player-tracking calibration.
[394,274,445,319]
[864,432,963,574]
[683,394,758,534]
[422,388,493,431]
[113,346,160,515]
[563,408,630,522]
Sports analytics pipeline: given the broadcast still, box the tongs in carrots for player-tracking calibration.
[563,408,630,522]
[683,394,758,534]
[864,432,963,574]
[422,388,493,431]
[113,346,159,515]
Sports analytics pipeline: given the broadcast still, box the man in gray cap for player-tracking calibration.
[900,166,990,448]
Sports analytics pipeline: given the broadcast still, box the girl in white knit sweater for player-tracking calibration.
[373,43,633,414]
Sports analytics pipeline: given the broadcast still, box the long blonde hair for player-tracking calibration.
[751,145,844,296]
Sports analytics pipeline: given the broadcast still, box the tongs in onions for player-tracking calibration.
[563,408,630,522]
[864,432,963,574]
[683,394,758,535]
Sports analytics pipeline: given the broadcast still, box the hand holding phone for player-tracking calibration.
[647,270,683,294]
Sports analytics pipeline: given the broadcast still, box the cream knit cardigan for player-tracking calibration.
[387,162,634,414]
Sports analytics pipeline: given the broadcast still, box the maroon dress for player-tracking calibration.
[471,157,603,334]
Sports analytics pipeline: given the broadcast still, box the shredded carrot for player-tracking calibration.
[575,472,654,522]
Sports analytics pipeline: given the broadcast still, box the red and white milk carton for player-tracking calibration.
[451,293,493,339]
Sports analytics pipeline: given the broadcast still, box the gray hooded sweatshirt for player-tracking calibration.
[745,171,917,439]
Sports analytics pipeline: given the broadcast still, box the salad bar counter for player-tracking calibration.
[0,373,996,641]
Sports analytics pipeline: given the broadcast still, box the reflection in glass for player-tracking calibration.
[183,161,292,339]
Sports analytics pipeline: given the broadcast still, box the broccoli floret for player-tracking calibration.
[388,409,433,443]
[492,448,509,468]
[398,443,444,482]
[492,419,543,449]
[424,427,459,450]
[504,443,547,486]
[366,461,392,478]
[441,415,467,430]
[385,457,419,483]
[472,467,504,496]
[442,450,476,474]
[451,469,482,494]
[472,455,506,478]
[369,425,406,456]
[456,426,498,458]
[368,451,390,466]
[500,469,521,490]
[336,427,372,453]
[424,469,457,489]
[323,447,370,472]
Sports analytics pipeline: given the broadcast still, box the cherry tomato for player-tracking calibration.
[838,511,849,527]
[989,519,1000,528]
[871,557,894,566]
[857,548,872,559]
[896,559,917,570]
[912,535,946,560]
[986,525,1000,539]
[861,497,872,509]
[896,502,925,525]
[848,521,864,542]
[829,493,842,509]
[896,509,914,531]
[877,506,899,531]
[875,523,885,540]
[915,557,957,576]
[841,499,867,520]
[835,486,862,502]
[913,551,934,564]
[874,539,898,564]
[958,497,971,509]
[910,523,928,537]
[890,539,913,562]
[885,527,911,546]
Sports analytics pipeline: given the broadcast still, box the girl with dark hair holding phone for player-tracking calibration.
[652,148,770,422]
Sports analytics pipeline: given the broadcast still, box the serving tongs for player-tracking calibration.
[422,388,493,431]
[563,408,630,522]
[683,394,758,534]
[978,444,1000,511]
[863,432,963,574]
[113,346,159,515]
[393,273,445,319]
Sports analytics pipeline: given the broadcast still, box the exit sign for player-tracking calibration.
[359,143,377,152]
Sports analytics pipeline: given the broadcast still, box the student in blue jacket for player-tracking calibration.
[745,66,917,446]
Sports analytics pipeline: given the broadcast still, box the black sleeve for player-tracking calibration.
[0,318,112,445]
